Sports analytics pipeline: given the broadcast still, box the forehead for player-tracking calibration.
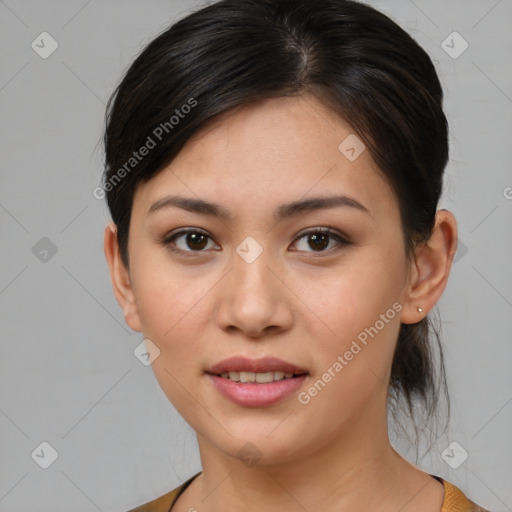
[132,95,398,221]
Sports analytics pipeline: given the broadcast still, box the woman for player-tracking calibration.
[101,0,490,510]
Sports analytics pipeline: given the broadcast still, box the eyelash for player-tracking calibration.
[160,227,352,259]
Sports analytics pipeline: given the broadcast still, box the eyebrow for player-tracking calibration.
[147,194,371,221]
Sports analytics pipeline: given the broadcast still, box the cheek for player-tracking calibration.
[133,269,210,414]
[296,248,404,394]
[299,297,401,428]
[301,258,403,343]
[130,251,212,342]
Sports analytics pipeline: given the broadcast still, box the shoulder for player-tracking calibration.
[126,472,202,512]
[435,475,491,512]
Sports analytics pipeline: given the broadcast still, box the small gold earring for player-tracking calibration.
[417,307,423,313]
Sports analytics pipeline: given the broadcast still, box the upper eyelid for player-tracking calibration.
[164,226,347,239]
[164,226,350,250]
[164,227,216,243]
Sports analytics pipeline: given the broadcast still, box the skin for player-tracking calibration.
[104,95,458,512]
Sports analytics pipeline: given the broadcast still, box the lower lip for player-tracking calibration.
[207,374,308,407]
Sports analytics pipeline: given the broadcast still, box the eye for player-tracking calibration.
[161,228,219,257]
[160,226,351,258]
[291,227,351,255]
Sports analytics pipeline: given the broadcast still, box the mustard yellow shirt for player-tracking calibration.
[126,472,490,512]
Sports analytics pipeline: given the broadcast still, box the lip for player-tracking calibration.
[207,356,308,375]
[208,373,308,407]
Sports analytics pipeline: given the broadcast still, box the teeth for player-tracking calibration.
[240,371,254,383]
[218,371,299,383]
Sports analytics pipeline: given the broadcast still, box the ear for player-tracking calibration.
[103,222,142,332]
[401,210,458,324]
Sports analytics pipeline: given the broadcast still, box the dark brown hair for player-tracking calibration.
[103,0,450,447]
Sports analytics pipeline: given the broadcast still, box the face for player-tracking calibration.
[122,95,415,464]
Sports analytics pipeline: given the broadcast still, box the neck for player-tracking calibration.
[192,391,441,512]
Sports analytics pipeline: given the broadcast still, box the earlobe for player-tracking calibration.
[401,210,458,324]
[103,222,143,332]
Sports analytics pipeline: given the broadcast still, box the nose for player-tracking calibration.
[214,245,293,339]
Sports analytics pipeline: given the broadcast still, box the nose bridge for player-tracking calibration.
[214,236,291,336]
[231,237,276,301]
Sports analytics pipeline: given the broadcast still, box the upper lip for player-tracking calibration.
[207,356,309,375]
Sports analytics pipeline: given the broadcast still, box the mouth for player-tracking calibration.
[205,358,310,407]
[206,356,309,384]
[210,370,309,383]
[206,356,309,394]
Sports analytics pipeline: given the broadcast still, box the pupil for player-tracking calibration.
[309,233,328,251]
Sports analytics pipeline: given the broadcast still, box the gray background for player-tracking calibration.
[0,0,511,511]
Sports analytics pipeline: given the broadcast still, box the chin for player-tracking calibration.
[208,422,311,466]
